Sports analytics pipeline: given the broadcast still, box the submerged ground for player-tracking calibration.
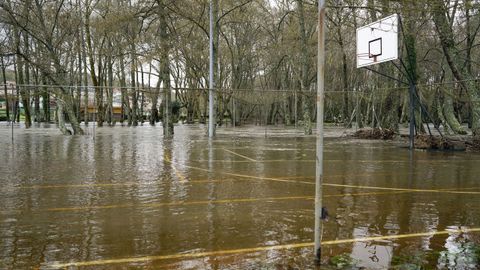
[1,124,480,269]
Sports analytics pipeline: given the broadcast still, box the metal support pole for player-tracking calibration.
[409,82,415,150]
[11,85,15,144]
[93,90,96,141]
[166,88,170,136]
[294,90,297,128]
[208,0,215,138]
[233,97,235,128]
[314,0,326,264]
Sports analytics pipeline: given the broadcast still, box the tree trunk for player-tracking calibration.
[159,0,173,136]
[443,88,467,134]
[85,8,103,127]
[106,48,114,126]
[80,12,89,126]
[1,57,9,121]
[297,0,312,135]
[130,43,138,126]
[431,0,480,136]
[57,98,70,135]
[41,74,50,122]
[16,30,32,128]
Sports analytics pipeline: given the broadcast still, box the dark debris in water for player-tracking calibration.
[413,135,460,151]
[353,128,396,140]
[466,137,480,152]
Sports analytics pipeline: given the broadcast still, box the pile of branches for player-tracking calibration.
[466,137,480,152]
[414,135,455,150]
[353,128,396,140]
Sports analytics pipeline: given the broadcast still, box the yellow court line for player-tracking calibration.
[194,159,315,163]
[15,177,310,190]
[164,153,187,182]
[44,190,413,212]
[222,172,314,185]
[9,172,405,189]
[20,179,480,196]
[326,191,410,197]
[323,227,480,245]
[164,159,315,185]
[223,148,257,162]
[48,227,480,268]
[165,159,480,194]
[17,179,242,190]
[189,159,480,164]
[20,183,140,189]
[45,196,314,212]
[277,171,418,180]
[172,165,187,182]
[324,183,480,195]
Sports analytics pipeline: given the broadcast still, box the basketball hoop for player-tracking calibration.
[356,14,398,68]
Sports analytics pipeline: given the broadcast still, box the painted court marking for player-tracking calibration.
[1,191,406,215]
[164,153,187,182]
[189,159,480,164]
[15,173,480,197]
[325,183,480,195]
[223,148,257,162]
[45,190,409,212]
[46,196,313,212]
[48,227,480,268]
[163,160,480,195]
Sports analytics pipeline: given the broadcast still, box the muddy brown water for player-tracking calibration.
[1,124,480,269]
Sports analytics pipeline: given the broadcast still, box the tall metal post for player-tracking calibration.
[208,0,215,138]
[314,0,326,264]
[409,82,415,149]
[294,90,297,128]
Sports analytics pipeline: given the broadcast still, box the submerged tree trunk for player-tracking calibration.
[149,63,160,126]
[41,74,50,122]
[119,55,130,125]
[57,98,70,135]
[159,0,173,136]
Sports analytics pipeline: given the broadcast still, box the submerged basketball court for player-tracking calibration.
[1,125,480,269]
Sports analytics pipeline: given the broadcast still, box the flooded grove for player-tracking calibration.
[1,124,480,269]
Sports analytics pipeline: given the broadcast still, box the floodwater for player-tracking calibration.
[1,124,480,269]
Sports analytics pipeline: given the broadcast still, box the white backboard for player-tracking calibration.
[356,14,398,68]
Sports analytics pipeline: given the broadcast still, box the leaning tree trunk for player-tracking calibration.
[431,0,480,137]
[57,98,70,135]
[443,87,467,134]
[62,91,84,135]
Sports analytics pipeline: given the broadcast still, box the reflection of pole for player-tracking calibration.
[208,0,215,138]
[314,0,326,264]
[409,82,415,150]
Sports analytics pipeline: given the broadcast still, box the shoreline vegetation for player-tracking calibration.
[1,0,480,141]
